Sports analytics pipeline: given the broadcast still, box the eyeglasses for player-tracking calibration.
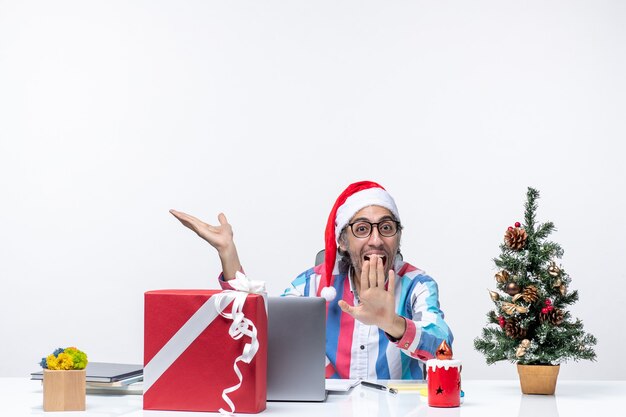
[348,220,401,239]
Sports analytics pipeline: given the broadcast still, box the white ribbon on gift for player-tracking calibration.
[228,271,266,294]
[144,272,266,415]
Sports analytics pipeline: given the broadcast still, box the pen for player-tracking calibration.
[361,381,398,394]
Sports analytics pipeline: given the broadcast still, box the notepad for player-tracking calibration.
[386,380,427,392]
[325,379,361,392]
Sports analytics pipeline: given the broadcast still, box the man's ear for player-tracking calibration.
[337,232,348,253]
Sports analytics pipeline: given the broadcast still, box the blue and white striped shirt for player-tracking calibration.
[281,259,453,380]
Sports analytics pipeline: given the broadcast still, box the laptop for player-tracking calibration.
[267,296,327,402]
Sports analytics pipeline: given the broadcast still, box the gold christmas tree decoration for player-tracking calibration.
[495,270,510,284]
[548,261,561,277]
[500,302,528,315]
[500,302,518,316]
[505,282,521,295]
[552,279,567,296]
[515,339,531,358]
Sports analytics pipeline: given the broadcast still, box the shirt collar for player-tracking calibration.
[347,269,360,303]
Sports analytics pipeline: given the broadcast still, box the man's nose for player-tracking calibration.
[367,226,383,245]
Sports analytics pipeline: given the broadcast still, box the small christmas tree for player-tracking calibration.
[474,187,597,365]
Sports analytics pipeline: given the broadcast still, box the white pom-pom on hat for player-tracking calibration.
[320,286,337,302]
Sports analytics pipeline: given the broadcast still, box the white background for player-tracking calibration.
[1,1,624,380]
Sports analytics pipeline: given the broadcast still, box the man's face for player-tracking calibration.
[338,205,401,279]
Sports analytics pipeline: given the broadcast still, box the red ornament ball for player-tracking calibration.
[545,299,552,306]
[515,222,521,227]
[541,307,548,314]
[498,316,505,328]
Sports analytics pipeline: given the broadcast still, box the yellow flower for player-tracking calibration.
[46,354,58,370]
[47,353,74,370]
[56,353,74,370]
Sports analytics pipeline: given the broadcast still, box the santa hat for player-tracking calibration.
[318,181,400,301]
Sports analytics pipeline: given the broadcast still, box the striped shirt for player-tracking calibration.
[219,259,452,380]
[283,258,453,380]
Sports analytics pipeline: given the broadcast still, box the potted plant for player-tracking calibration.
[474,188,597,394]
[39,347,88,411]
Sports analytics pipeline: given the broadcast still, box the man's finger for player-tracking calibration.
[338,300,356,317]
[361,260,370,290]
[169,209,185,220]
[171,209,201,225]
[170,209,194,228]
[376,256,385,288]
[170,210,209,233]
[369,255,378,288]
[218,212,228,226]
[387,269,396,299]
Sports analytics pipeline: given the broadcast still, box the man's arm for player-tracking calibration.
[392,278,453,361]
[169,210,242,280]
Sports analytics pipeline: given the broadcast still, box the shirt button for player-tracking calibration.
[360,345,365,350]
[404,343,409,348]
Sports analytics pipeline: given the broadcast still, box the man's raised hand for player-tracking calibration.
[169,210,242,280]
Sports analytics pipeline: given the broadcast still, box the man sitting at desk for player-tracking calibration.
[170,180,453,380]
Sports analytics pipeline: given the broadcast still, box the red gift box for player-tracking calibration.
[144,290,267,413]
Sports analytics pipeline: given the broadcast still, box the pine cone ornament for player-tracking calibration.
[504,318,527,339]
[521,285,539,303]
[504,226,527,250]
[540,308,564,325]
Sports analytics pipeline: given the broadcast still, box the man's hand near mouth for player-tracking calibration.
[338,254,407,340]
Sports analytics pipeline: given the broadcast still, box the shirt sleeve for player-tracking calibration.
[281,266,321,297]
[390,276,454,361]
[217,273,235,290]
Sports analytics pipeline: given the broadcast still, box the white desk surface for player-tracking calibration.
[2,378,624,417]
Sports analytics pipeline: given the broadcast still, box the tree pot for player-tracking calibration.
[43,369,86,411]
[517,364,560,395]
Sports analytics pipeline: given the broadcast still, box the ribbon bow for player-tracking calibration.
[227,271,267,294]
[214,272,266,415]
